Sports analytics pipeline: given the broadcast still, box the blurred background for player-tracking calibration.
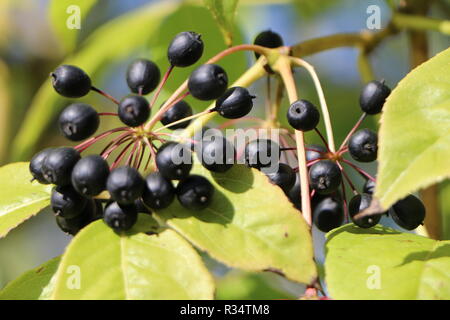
[0,0,448,298]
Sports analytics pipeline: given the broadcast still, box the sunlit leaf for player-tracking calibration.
[203,0,240,46]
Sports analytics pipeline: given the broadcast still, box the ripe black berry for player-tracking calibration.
[349,193,381,228]
[306,144,327,162]
[266,163,295,193]
[253,30,284,59]
[348,128,378,162]
[176,175,215,210]
[309,160,342,194]
[30,148,54,184]
[106,166,145,204]
[55,199,98,235]
[51,185,88,219]
[41,147,80,186]
[213,87,255,119]
[287,100,320,131]
[168,31,204,67]
[391,195,426,230]
[156,142,193,180]
[71,155,110,197]
[142,172,175,209]
[58,103,99,141]
[313,197,344,232]
[244,139,280,170]
[103,202,138,232]
[197,135,235,172]
[135,199,151,214]
[188,64,228,101]
[160,100,193,129]
[359,80,391,115]
[51,65,91,98]
[118,95,150,127]
[363,179,376,195]
[126,59,161,95]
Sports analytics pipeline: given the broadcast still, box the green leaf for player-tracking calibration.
[156,164,317,285]
[11,1,179,161]
[203,0,240,46]
[48,0,98,53]
[325,224,450,299]
[0,162,52,238]
[49,215,214,300]
[375,48,450,209]
[439,181,450,240]
[0,257,60,300]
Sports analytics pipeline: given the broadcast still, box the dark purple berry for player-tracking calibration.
[349,193,382,228]
[176,175,214,210]
[106,166,145,204]
[160,100,193,129]
[287,100,320,131]
[126,59,161,95]
[156,142,192,180]
[244,139,280,170]
[309,160,342,194]
[168,31,204,67]
[58,103,99,141]
[142,172,175,210]
[313,197,344,232]
[391,195,426,230]
[253,30,283,59]
[197,135,235,173]
[359,80,391,115]
[29,148,54,184]
[188,64,228,101]
[51,65,91,98]
[266,163,295,193]
[214,87,255,119]
[348,128,378,162]
[71,155,110,197]
[103,202,138,232]
[41,147,80,186]
[51,185,88,219]
[118,94,150,127]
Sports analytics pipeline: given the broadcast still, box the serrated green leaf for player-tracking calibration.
[203,0,240,46]
[156,164,316,285]
[0,162,52,238]
[0,257,60,300]
[50,215,214,300]
[375,48,450,209]
[49,0,98,53]
[325,224,450,299]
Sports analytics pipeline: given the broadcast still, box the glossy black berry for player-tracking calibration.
[244,139,280,170]
[306,144,327,162]
[71,155,110,197]
[58,103,99,141]
[168,31,204,67]
[55,199,97,235]
[360,80,391,115]
[106,166,145,204]
[160,100,193,129]
[266,163,295,193]
[118,95,150,127]
[135,199,151,214]
[391,195,426,230]
[51,65,91,98]
[197,135,235,173]
[213,87,255,119]
[349,193,382,228]
[313,197,344,232]
[287,100,320,131]
[126,59,161,95]
[103,202,138,232]
[29,148,54,184]
[253,30,283,59]
[51,185,88,219]
[142,172,175,210]
[188,64,228,101]
[348,129,378,162]
[41,147,80,186]
[176,175,215,210]
[156,142,193,180]
[309,160,342,194]
[363,179,376,195]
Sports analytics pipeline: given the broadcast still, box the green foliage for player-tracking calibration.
[440,181,450,240]
[203,0,240,46]
[325,224,450,299]
[0,162,51,238]
[156,164,317,285]
[375,48,450,209]
[0,257,60,300]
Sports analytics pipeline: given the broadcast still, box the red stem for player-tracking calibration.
[336,161,358,194]
[341,159,376,182]
[338,113,367,151]
[150,65,174,108]
[314,128,330,152]
[91,86,120,105]
[111,141,134,169]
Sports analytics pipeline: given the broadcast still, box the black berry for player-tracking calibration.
[51,65,91,98]
[106,166,145,204]
[213,87,255,119]
[306,144,327,162]
[126,59,161,95]
[313,197,344,232]
[287,100,320,131]
[266,163,295,193]
[160,100,193,129]
[71,155,110,197]
[58,103,99,141]
[156,142,193,180]
[244,139,280,170]
[29,148,54,184]
[391,195,426,230]
[103,202,138,232]
[135,199,151,214]
[118,95,150,127]
[176,175,215,210]
[41,147,80,186]
[168,31,204,67]
[197,135,235,172]
[51,185,88,219]
[188,64,228,101]
[253,30,283,59]
[363,179,376,195]
[55,199,98,235]
[349,193,382,228]
[359,80,391,115]
[142,172,175,210]
[309,160,342,194]
[348,128,378,162]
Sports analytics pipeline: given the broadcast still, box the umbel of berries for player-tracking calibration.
[126,59,161,95]
[51,65,91,98]
[287,99,320,131]
[359,80,391,114]
[58,103,99,141]
[188,64,228,101]
[168,31,204,67]
[214,87,256,119]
